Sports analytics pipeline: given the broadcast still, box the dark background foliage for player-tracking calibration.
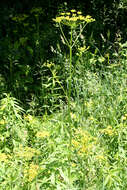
[0,0,126,113]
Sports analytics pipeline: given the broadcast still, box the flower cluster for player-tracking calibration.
[36,131,50,139]
[24,163,39,182]
[24,114,34,122]
[53,9,95,28]
[72,129,97,155]
[24,114,38,124]
[122,113,127,121]
[0,153,8,162]
[15,145,40,160]
[77,45,90,56]
[0,120,6,125]
[95,153,108,165]
[100,126,116,136]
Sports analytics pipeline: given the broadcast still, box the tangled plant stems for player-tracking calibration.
[53,9,95,187]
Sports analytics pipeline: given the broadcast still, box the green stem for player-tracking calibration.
[68,28,72,104]
[49,67,68,101]
[72,22,87,48]
[59,23,70,47]
[68,26,73,187]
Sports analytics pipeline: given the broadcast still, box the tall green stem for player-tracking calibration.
[53,11,95,188]
[58,25,73,186]
[68,27,73,187]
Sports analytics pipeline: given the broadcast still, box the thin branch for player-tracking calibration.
[72,22,88,48]
[59,23,70,47]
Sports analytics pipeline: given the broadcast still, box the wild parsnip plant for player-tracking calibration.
[53,9,95,187]
[1,7,127,190]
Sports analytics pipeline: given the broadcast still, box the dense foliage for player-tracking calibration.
[0,0,127,112]
[0,0,127,189]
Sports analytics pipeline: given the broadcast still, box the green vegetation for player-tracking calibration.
[0,1,127,189]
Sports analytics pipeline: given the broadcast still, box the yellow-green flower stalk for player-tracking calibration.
[53,10,95,187]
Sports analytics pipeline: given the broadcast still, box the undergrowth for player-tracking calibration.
[1,51,127,189]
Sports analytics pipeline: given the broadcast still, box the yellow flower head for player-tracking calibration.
[53,10,95,28]
[61,12,65,15]
[16,146,40,160]
[100,125,115,136]
[77,11,82,15]
[66,12,71,15]
[0,120,6,125]
[84,15,95,23]
[69,17,78,22]
[74,129,96,156]
[72,13,77,17]
[53,16,63,23]
[71,162,76,167]
[96,155,105,161]
[80,145,87,153]
[24,114,35,123]
[64,16,70,20]
[36,131,50,138]
[71,9,76,13]
[0,153,8,162]
[28,163,39,181]
[78,15,85,21]
[122,115,127,121]
[72,139,79,147]
[24,163,39,182]
[78,46,90,53]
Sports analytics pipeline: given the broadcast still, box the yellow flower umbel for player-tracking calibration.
[24,163,39,182]
[28,163,39,182]
[72,129,97,156]
[53,10,95,28]
[72,139,80,148]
